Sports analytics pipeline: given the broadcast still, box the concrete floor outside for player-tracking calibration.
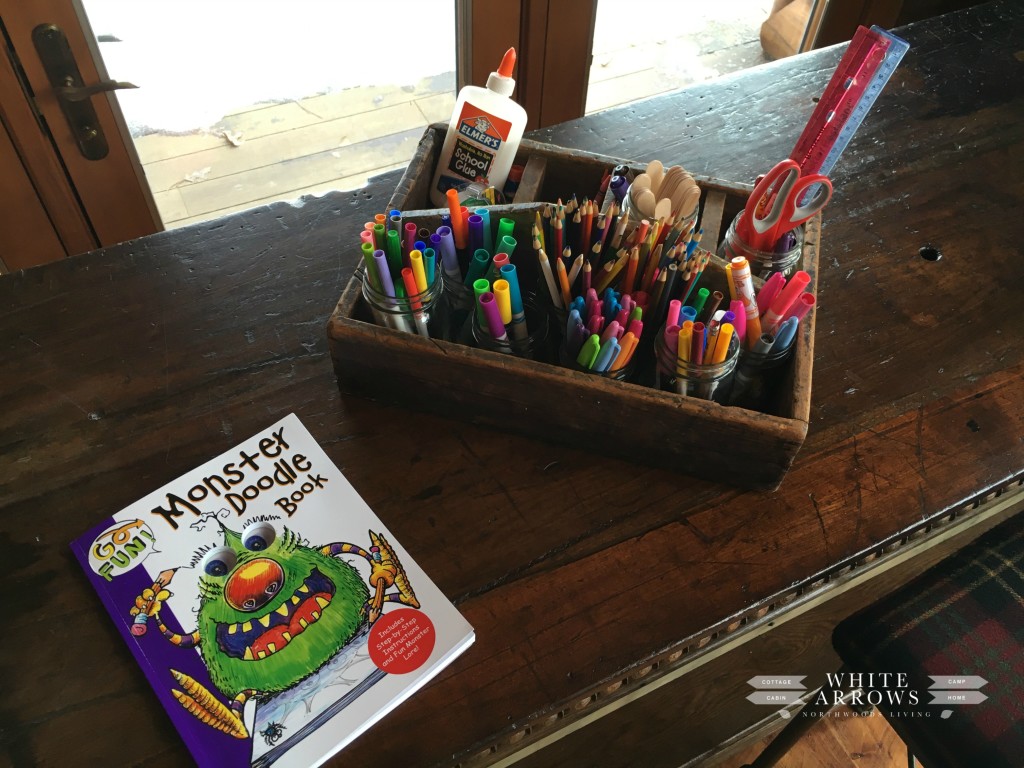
[85,0,771,228]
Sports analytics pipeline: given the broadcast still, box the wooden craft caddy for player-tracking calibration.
[327,125,820,490]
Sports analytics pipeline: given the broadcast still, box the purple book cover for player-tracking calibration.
[71,414,474,767]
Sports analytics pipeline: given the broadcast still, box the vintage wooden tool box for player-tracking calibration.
[327,125,819,490]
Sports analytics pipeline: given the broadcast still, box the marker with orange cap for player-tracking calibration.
[401,267,429,338]
[729,257,762,349]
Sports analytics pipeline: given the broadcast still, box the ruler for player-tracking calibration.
[790,26,910,177]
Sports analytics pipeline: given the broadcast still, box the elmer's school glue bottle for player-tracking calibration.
[429,47,527,207]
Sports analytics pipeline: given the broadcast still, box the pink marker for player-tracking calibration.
[756,272,787,317]
[762,270,811,334]
[601,321,623,344]
[491,253,511,280]
[783,292,816,324]
[668,299,682,328]
[403,222,418,262]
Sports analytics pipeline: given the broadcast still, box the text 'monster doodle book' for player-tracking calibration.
[71,413,474,767]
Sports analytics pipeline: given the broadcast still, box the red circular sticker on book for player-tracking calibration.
[368,608,436,675]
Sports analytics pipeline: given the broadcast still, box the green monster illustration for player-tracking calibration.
[130,521,418,739]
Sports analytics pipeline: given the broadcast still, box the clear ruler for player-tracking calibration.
[790,25,910,177]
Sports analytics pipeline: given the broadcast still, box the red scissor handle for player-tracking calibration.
[738,161,831,250]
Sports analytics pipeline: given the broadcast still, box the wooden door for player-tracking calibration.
[0,0,160,272]
[460,0,598,131]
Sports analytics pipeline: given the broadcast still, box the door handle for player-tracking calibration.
[31,23,136,160]
[57,80,138,103]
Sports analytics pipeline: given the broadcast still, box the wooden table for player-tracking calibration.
[3,3,1022,766]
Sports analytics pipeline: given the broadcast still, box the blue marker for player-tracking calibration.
[566,308,582,342]
[773,316,800,352]
[499,263,528,341]
[593,337,621,373]
[423,248,436,287]
[474,208,492,253]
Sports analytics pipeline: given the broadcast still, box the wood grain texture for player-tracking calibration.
[719,706,907,768]
[1,3,1022,767]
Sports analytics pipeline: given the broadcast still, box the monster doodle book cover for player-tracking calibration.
[70,414,475,768]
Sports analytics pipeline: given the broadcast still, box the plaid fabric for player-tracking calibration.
[833,511,1024,768]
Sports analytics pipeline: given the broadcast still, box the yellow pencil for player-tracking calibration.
[594,248,631,293]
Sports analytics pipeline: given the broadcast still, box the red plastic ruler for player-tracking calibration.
[790,26,910,177]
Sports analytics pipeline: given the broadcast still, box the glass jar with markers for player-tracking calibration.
[359,241,449,340]
[727,259,816,413]
[556,287,642,381]
[467,283,551,361]
[653,319,739,402]
[728,333,797,412]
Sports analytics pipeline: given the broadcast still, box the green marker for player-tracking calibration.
[361,242,381,292]
[494,217,515,256]
[691,287,710,317]
[464,249,492,286]
[472,278,491,326]
[373,223,386,251]
[496,234,517,259]
[385,229,403,277]
[576,334,601,369]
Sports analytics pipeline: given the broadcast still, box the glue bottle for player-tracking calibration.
[429,48,527,207]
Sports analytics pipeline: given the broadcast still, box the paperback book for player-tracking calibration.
[71,413,474,767]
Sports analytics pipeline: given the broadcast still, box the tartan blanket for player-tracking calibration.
[833,510,1024,768]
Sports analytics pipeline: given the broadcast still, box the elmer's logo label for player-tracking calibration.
[459,116,502,149]
[446,106,513,185]
[89,519,160,581]
[456,106,512,149]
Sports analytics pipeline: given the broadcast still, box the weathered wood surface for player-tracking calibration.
[1,2,1022,766]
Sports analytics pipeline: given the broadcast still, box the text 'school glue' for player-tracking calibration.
[429,47,528,207]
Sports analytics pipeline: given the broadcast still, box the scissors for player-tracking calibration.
[738,160,832,251]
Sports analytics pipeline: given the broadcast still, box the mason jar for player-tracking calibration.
[728,343,795,413]
[717,212,804,280]
[558,333,636,381]
[469,293,551,361]
[653,326,739,402]
[360,264,448,340]
[622,187,699,239]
